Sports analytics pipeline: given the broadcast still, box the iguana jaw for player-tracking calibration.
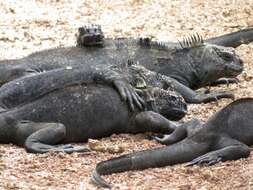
[186,44,244,89]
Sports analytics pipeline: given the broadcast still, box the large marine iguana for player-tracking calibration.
[0,82,187,153]
[91,98,253,188]
[76,25,253,48]
[0,28,246,104]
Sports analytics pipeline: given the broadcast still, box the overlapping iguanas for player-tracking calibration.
[92,98,253,188]
[0,27,251,104]
[0,60,188,153]
[0,26,252,187]
[0,60,191,118]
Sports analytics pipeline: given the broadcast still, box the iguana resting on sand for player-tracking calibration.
[92,98,253,188]
[0,27,248,104]
[0,78,187,153]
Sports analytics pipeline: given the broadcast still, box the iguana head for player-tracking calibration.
[76,25,104,46]
[187,43,243,88]
[174,35,243,88]
[142,35,243,89]
[141,87,187,121]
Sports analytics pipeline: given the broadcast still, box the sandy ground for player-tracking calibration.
[0,0,253,189]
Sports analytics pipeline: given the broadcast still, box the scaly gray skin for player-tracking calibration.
[0,62,190,120]
[77,26,253,49]
[0,82,187,153]
[0,63,146,112]
[0,31,245,104]
[92,98,253,188]
[0,58,233,112]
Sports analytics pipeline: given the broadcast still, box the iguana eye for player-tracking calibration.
[221,52,232,61]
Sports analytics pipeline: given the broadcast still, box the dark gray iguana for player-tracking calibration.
[91,98,253,188]
[0,79,187,153]
[0,28,247,104]
[76,25,253,48]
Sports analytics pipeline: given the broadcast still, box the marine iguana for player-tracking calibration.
[0,62,147,112]
[91,98,253,188]
[0,59,232,111]
[76,26,253,49]
[0,29,245,104]
[0,81,187,153]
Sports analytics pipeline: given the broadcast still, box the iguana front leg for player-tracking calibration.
[152,118,203,145]
[161,75,234,104]
[132,111,187,144]
[96,66,145,111]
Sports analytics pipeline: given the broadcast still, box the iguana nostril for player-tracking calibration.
[239,58,244,66]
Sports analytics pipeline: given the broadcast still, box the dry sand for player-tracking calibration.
[0,0,253,189]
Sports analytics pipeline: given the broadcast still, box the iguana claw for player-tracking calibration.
[113,80,145,111]
[186,152,222,166]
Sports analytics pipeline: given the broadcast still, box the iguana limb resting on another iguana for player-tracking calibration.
[91,98,253,189]
[0,81,187,153]
[0,27,247,104]
[0,58,234,113]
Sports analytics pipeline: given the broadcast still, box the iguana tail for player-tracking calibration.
[206,27,253,47]
[91,138,210,188]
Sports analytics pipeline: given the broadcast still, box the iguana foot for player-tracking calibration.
[186,152,222,166]
[152,127,187,145]
[76,24,104,46]
[113,80,145,111]
[195,91,235,104]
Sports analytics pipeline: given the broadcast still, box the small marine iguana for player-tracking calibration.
[0,28,246,104]
[0,62,146,112]
[92,98,253,188]
[0,82,187,153]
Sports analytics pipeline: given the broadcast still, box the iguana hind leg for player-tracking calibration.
[22,122,89,154]
[186,136,250,166]
[167,77,235,104]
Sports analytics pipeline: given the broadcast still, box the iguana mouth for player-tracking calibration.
[225,60,243,77]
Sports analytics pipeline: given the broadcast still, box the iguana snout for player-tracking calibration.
[224,55,243,77]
